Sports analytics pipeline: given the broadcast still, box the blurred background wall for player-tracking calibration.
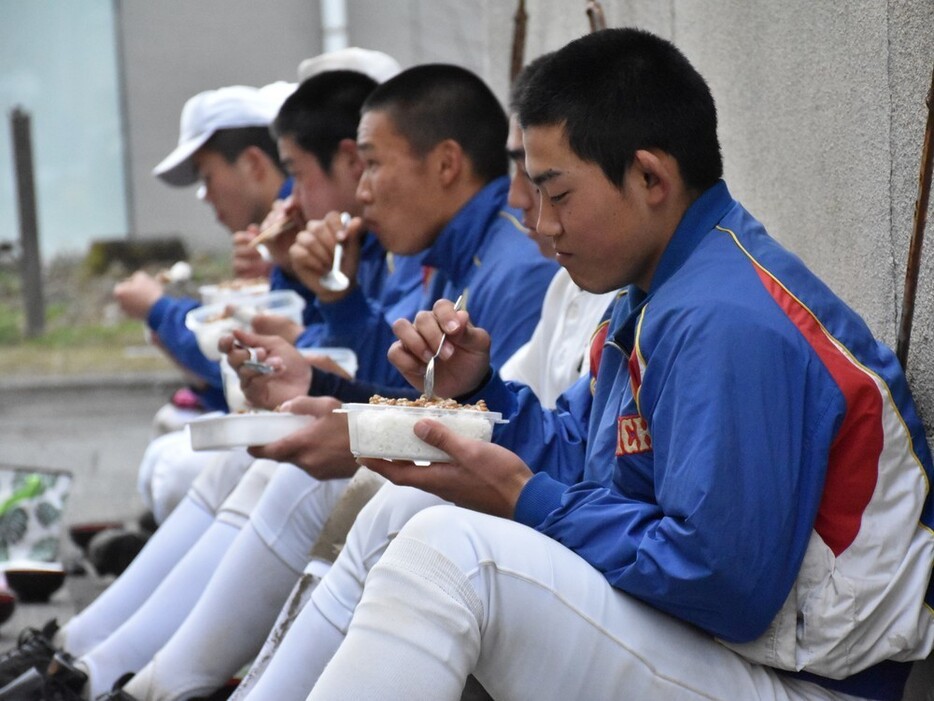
[2,0,933,689]
[2,0,933,410]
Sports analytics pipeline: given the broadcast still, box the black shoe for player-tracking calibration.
[137,510,158,536]
[0,652,89,701]
[87,529,149,577]
[41,651,88,700]
[94,672,137,700]
[0,619,60,687]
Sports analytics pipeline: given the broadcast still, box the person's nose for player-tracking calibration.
[507,172,534,215]
[536,199,562,240]
[356,171,373,205]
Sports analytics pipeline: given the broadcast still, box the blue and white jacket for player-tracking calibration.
[474,181,934,701]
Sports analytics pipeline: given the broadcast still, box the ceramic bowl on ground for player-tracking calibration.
[0,589,15,626]
[185,289,306,360]
[68,521,124,552]
[3,562,66,603]
[339,403,504,465]
[187,411,316,451]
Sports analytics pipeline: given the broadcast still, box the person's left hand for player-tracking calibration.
[250,313,303,345]
[248,396,359,480]
[220,328,311,409]
[113,271,164,320]
[359,420,533,518]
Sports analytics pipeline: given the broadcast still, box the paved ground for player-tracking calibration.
[0,371,180,647]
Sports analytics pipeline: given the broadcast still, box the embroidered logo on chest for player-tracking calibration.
[617,415,652,455]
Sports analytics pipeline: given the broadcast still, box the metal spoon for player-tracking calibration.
[423,294,464,399]
[319,213,351,292]
[232,340,276,374]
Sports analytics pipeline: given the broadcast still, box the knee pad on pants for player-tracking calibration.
[215,459,279,527]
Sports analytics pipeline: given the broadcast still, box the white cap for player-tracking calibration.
[153,81,296,187]
[297,47,401,85]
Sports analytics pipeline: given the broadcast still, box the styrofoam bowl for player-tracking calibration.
[338,403,504,465]
[187,411,316,451]
[199,279,270,305]
[185,290,306,360]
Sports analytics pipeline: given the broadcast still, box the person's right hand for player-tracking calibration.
[113,271,163,320]
[219,328,311,410]
[250,313,303,345]
[248,396,358,480]
[258,197,304,273]
[289,212,364,302]
[388,298,492,398]
[232,227,272,279]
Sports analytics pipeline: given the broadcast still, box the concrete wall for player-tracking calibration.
[118,0,321,254]
[494,0,934,416]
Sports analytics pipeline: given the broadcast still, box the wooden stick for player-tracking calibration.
[510,0,528,86]
[586,0,607,32]
[896,64,934,370]
[249,218,299,248]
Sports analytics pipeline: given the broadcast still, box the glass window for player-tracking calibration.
[0,0,128,260]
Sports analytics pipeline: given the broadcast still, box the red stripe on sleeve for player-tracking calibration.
[755,268,883,555]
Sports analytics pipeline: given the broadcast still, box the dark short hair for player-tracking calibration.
[272,70,377,173]
[362,64,508,183]
[509,53,552,114]
[517,28,723,191]
[202,126,284,173]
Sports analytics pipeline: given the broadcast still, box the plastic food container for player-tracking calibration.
[339,403,504,464]
[220,356,250,412]
[199,279,270,305]
[185,289,306,360]
[187,411,315,451]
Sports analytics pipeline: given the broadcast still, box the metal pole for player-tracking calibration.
[510,0,528,86]
[896,64,934,369]
[586,1,607,32]
[10,107,45,338]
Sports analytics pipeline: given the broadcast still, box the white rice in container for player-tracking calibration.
[346,405,501,463]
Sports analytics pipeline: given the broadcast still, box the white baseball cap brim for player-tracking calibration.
[154,81,296,187]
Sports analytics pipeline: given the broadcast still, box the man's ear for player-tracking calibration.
[240,145,272,179]
[335,138,364,180]
[631,149,678,206]
[432,139,465,188]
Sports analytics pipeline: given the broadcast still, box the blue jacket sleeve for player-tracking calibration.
[147,295,222,389]
[468,371,592,485]
[269,266,325,328]
[315,254,425,387]
[308,370,421,403]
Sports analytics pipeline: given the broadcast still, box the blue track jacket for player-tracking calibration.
[471,181,934,701]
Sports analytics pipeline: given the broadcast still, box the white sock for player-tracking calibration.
[79,518,242,698]
[57,496,214,657]
[124,524,303,701]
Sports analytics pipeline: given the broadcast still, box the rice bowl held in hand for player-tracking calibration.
[339,396,505,465]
